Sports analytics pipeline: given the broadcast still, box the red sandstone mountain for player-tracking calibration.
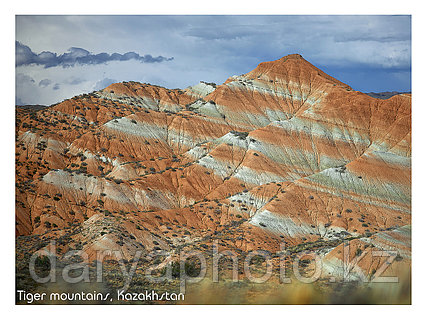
[15,54,411,280]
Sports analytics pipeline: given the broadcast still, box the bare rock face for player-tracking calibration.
[15,54,411,281]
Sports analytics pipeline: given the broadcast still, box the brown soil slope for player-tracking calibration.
[15,54,411,279]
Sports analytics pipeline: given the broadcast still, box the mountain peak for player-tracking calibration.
[279,53,304,60]
[15,53,411,302]
[243,54,352,90]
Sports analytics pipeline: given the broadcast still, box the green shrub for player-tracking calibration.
[34,255,50,270]
[168,260,201,278]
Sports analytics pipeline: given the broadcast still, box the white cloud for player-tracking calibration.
[38,79,52,87]
[15,15,411,105]
[93,78,117,91]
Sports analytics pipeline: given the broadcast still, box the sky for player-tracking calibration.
[15,15,411,106]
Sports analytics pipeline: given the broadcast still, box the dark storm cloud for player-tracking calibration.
[15,41,174,68]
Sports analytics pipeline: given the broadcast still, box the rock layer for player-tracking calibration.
[15,54,411,281]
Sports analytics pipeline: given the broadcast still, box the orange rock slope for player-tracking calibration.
[15,54,411,279]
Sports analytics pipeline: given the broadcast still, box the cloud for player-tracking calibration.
[67,78,85,85]
[16,97,24,105]
[15,15,411,106]
[16,73,35,84]
[15,41,174,68]
[93,78,117,91]
[38,79,52,87]
[53,83,60,90]
[178,15,410,71]
[185,24,266,40]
